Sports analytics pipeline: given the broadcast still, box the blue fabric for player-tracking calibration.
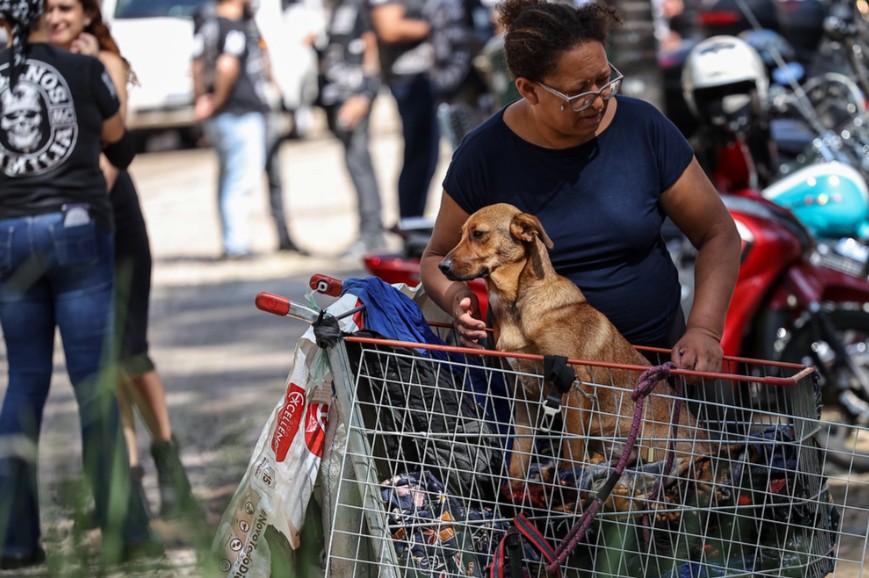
[0,212,152,556]
[341,277,446,354]
[443,96,693,347]
[381,471,502,576]
[205,111,266,256]
[341,276,513,434]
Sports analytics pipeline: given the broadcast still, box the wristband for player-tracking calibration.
[360,75,381,101]
[103,130,135,170]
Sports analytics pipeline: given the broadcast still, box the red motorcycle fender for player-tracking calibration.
[722,274,780,357]
[780,262,869,306]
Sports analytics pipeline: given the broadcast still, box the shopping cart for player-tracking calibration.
[230,275,868,578]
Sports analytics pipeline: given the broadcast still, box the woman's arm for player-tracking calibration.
[96,49,130,189]
[660,157,741,372]
[420,193,487,347]
[337,31,381,130]
[71,33,131,185]
[369,3,430,44]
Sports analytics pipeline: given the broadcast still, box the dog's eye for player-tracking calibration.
[470,229,486,241]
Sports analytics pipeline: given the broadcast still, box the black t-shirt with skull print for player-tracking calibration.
[0,43,120,228]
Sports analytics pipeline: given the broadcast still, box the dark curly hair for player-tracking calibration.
[496,0,622,82]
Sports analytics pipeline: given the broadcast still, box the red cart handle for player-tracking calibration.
[309,274,343,296]
[255,292,291,316]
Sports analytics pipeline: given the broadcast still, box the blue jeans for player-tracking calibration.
[390,73,440,219]
[0,212,152,557]
[206,112,266,256]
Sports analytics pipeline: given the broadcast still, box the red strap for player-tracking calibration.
[489,533,506,578]
[489,514,564,578]
[514,514,560,577]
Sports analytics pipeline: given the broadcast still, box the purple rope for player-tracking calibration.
[546,362,677,573]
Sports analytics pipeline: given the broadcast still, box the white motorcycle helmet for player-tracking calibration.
[682,35,769,127]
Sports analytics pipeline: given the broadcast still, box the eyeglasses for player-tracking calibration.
[537,63,624,112]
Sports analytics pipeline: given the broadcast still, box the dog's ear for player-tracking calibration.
[511,213,555,249]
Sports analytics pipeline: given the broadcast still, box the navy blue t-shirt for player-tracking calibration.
[444,96,694,346]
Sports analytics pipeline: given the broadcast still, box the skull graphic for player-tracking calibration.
[1,84,43,153]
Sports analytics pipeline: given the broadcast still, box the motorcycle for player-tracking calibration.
[676,35,869,467]
[680,30,869,278]
[661,0,869,144]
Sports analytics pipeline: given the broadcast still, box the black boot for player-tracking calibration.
[130,465,152,519]
[150,437,199,520]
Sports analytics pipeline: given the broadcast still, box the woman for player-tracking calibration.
[419,0,741,373]
[44,0,198,520]
[0,0,160,569]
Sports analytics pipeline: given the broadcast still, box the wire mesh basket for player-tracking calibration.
[323,333,867,578]
[247,277,869,578]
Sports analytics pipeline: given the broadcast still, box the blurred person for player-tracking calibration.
[195,0,307,255]
[318,0,389,257]
[425,0,493,148]
[260,37,307,254]
[369,0,440,220]
[476,8,521,111]
[192,0,270,260]
[45,0,199,520]
[0,0,163,569]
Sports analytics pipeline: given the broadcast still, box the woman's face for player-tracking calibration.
[535,41,614,141]
[45,0,88,49]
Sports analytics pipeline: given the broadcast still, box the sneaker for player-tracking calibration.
[337,240,370,260]
[277,239,310,256]
[0,546,46,570]
[360,233,390,253]
[219,251,258,261]
[338,235,390,259]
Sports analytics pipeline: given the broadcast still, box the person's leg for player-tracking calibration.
[116,381,140,467]
[112,184,196,519]
[339,110,385,247]
[52,218,159,561]
[205,117,231,256]
[392,74,441,219]
[113,199,148,470]
[114,203,168,447]
[264,113,294,250]
[213,112,266,257]
[0,216,54,565]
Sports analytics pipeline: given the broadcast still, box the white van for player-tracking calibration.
[101,0,325,141]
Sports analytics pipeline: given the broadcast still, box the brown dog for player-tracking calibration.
[438,203,708,482]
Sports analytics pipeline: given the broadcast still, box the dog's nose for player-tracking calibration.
[438,259,452,275]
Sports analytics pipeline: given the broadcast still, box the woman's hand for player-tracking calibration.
[671,326,723,373]
[70,32,99,56]
[452,294,487,349]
